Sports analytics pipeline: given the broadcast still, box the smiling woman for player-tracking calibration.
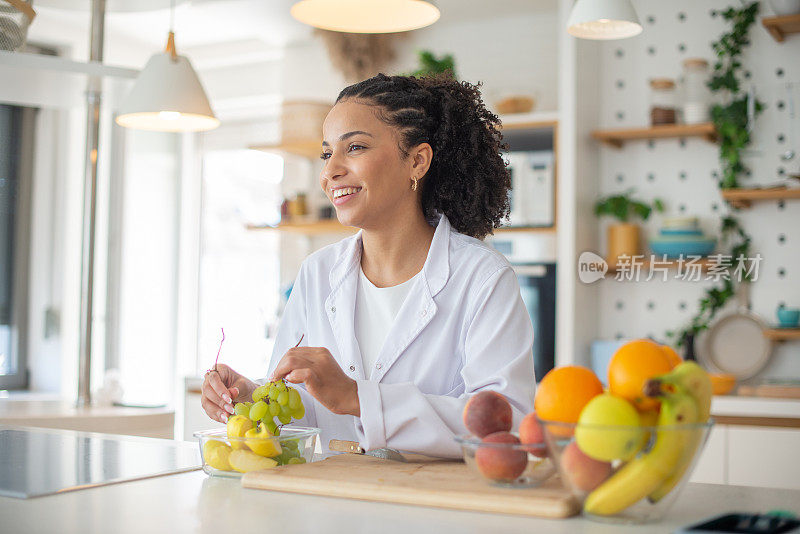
[201,73,536,458]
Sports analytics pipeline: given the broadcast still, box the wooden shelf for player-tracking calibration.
[606,257,715,277]
[762,14,800,42]
[591,123,717,148]
[495,226,556,234]
[763,328,800,341]
[720,187,800,208]
[248,220,556,236]
[499,111,559,131]
[249,140,322,160]
[247,219,357,235]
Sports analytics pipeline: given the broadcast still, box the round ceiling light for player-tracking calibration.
[291,0,440,34]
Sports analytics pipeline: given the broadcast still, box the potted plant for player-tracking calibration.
[594,190,664,264]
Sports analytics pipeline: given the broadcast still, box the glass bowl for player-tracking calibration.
[539,418,714,523]
[194,426,320,477]
[455,434,556,488]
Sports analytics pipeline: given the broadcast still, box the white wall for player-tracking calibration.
[583,0,800,380]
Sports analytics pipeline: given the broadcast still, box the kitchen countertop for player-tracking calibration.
[2,469,799,534]
[711,395,800,418]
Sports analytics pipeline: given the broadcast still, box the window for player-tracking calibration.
[197,149,284,379]
[0,104,35,390]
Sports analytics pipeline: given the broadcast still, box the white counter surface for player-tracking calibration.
[711,395,800,419]
[2,469,799,534]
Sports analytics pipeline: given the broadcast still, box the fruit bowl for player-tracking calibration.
[455,434,556,488]
[194,426,320,478]
[539,418,713,523]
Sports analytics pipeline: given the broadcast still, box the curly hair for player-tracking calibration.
[336,73,510,240]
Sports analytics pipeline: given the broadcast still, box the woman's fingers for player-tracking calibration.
[285,367,316,387]
[271,350,315,381]
[202,374,234,415]
[207,370,233,405]
[201,396,229,423]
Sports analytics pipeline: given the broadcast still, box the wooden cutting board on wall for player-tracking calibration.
[737,384,800,399]
[241,453,578,518]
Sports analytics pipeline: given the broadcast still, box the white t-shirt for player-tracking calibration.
[354,266,420,376]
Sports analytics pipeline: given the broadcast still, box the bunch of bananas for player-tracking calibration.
[583,361,712,516]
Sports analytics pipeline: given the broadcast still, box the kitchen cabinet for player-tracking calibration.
[690,423,800,489]
[728,426,800,490]
[689,425,727,485]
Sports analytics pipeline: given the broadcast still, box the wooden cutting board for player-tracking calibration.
[737,384,800,399]
[241,453,578,518]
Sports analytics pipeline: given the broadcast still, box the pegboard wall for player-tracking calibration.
[593,0,800,380]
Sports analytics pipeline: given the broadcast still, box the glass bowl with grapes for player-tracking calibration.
[195,379,320,477]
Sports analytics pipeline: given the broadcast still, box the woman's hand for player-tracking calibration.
[201,364,257,423]
[271,347,360,417]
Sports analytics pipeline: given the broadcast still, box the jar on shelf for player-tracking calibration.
[682,58,711,124]
[649,78,677,126]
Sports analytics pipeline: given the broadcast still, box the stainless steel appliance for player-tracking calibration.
[505,150,555,228]
[0,426,200,498]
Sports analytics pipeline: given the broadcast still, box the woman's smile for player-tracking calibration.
[331,186,363,206]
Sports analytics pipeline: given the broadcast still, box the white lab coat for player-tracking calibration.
[266,214,536,458]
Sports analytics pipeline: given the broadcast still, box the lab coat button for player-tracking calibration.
[376,363,382,370]
[331,306,336,313]
[420,309,427,317]
[349,365,355,372]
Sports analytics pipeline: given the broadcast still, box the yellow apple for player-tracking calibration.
[245,423,282,458]
[228,449,278,473]
[226,415,254,450]
[204,441,233,471]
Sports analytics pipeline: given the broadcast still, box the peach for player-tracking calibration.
[463,391,512,438]
[475,431,528,482]
[519,412,548,457]
[560,441,612,492]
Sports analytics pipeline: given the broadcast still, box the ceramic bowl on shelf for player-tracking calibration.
[777,307,800,328]
[709,373,737,395]
[194,426,320,477]
[658,228,703,237]
[649,237,716,258]
[539,419,714,524]
[455,434,555,488]
[660,216,699,230]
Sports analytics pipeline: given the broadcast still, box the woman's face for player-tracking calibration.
[320,99,422,230]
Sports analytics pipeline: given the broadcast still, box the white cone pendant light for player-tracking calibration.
[567,0,642,40]
[116,32,220,132]
[291,0,439,34]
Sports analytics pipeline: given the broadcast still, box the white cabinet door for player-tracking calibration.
[690,425,727,485]
[728,426,800,490]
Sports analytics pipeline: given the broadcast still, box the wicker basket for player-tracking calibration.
[0,0,35,52]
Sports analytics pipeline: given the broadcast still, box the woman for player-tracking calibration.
[202,73,535,458]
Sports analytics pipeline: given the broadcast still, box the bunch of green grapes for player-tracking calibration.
[233,379,305,436]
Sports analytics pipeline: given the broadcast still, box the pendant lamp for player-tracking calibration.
[115,2,219,132]
[291,0,439,34]
[567,0,642,40]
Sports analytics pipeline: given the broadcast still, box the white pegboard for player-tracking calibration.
[594,0,800,381]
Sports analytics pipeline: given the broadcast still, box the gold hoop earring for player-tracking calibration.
[411,177,418,191]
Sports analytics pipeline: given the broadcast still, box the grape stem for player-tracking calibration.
[213,327,225,373]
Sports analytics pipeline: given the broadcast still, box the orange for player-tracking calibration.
[535,366,603,426]
[608,339,673,412]
[660,344,682,368]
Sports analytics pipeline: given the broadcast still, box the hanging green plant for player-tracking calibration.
[708,2,764,190]
[407,50,457,79]
[667,2,760,351]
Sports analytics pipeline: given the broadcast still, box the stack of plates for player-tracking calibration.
[649,217,716,258]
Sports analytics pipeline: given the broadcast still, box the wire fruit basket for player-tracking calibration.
[0,0,36,52]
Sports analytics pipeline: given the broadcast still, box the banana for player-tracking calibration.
[583,391,699,516]
[650,361,712,421]
[646,361,712,503]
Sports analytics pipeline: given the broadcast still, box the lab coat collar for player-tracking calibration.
[327,213,451,298]
[325,214,451,381]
